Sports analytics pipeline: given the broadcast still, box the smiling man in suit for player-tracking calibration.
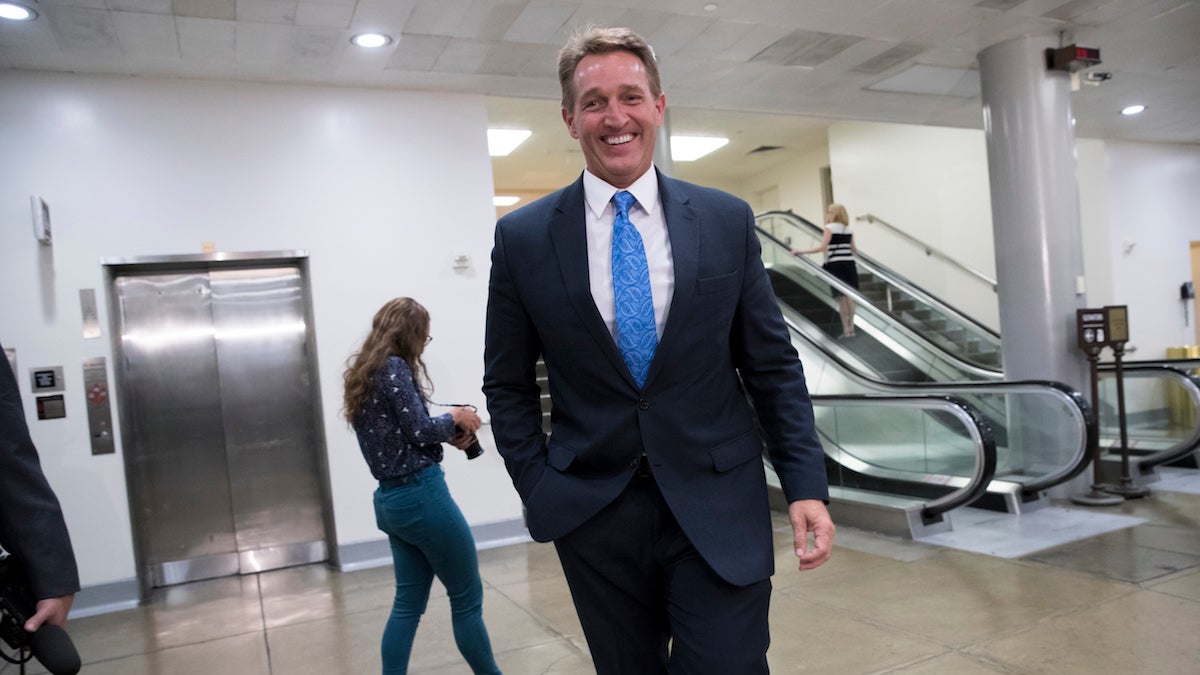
[483,26,834,674]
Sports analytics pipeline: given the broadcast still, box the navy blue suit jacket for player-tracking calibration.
[0,342,80,601]
[483,171,828,586]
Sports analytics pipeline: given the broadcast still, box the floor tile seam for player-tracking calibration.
[1141,584,1200,607]
[948,586,1149,650]
[775,580,1143,652]
[771,587,966,650]
[70,628,273,669]
[1007,551,1151,588]
[489,634,591,663]
[261,601,392,632]
[870,648,1024,675]
[488,584,582,643]
[1141,565,1200,588]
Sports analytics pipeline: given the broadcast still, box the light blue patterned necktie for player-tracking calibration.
[611,190,657,387]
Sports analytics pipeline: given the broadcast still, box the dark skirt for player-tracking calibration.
[823,261,859,298]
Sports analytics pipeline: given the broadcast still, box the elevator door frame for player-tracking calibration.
[103,251,338,598]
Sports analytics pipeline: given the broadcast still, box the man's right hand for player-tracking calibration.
[24,594,74,632]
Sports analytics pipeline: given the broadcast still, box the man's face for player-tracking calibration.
[562,50,665,189]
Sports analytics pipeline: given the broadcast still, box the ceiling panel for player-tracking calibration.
[0,0,1195,199]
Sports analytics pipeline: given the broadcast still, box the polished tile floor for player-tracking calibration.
[7,483,1200,674]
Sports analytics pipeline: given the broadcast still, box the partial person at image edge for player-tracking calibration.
[0,341,80,635]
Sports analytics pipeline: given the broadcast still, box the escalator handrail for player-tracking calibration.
[761,225,1004,382]
[779,311,1094,497]
[809,393,997,523]
[769,258,1002,382]
[855,212,998,290]
[756,210,1000,341]
[1096,363,1200,470]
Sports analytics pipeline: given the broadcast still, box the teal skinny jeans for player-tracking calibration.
[373,464,501,674]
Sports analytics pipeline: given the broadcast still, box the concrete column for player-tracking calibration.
[978,35,1089,393]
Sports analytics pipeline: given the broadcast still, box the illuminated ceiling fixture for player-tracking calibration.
[1120,104,1146,116]
[0,3,37,21]
[351,33,392,48]
[487,129,532,156]
[494,196,521,207]
[670,136,729,161]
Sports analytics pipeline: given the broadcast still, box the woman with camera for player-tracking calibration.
[343,297,501,674]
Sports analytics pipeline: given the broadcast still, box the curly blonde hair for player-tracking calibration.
[343,298,432,425]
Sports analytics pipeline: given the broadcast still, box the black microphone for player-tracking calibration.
[27,623,80,675]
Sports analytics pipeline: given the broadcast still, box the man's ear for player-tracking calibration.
[562,107,579,139]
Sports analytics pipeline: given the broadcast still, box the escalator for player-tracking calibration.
[757,210,1003,373]
[757,209,1200,480]
[1096,359,1200,482]
[754,224,1094,515]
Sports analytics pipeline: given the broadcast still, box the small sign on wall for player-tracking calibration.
[31,195,52,245]
[30,366,64,393]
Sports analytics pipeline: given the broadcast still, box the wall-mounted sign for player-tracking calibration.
[30,365,64,393]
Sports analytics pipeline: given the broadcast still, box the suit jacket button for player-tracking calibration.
[637,398,649,410]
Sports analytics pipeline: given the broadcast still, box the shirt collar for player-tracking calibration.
[583,166,661,220]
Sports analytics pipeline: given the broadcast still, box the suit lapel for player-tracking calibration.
[549,177,633,384]
[646,173,699,386]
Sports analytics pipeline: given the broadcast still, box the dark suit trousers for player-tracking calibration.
[553,462,771,674]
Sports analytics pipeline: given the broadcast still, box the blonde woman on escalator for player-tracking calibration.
[792,202,860,338]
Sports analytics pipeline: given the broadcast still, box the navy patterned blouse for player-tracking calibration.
[353,356,455,480]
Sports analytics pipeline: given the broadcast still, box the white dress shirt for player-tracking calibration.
[582,167,675,341]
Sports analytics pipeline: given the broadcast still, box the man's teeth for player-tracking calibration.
[606,134,634,145]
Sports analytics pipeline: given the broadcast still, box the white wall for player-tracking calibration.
[0,72,524,588]
[738,144,830,222]
[1101,141,1200,358]
[827,121,1000,329]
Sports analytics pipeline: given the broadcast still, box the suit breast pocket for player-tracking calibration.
[697,271,738,295]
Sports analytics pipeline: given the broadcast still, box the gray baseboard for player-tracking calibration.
[70,578,140,619]
[68,518,531,617]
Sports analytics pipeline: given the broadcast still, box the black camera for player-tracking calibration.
[455,426,485,460]
[0,553,81,674]
[449,403,486,460]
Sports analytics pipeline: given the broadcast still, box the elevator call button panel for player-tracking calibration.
[83,357,115,455]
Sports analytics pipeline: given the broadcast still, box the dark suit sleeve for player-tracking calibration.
[0,344,81,601]
[482,221,549,502]
[728,205,830,503]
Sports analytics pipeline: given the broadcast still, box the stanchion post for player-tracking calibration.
[1104,332,1150,498]
[1071,309,1123,506]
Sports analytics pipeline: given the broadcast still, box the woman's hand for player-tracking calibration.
[450,406,482,433]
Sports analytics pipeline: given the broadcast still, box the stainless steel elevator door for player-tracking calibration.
[114,264,327,588]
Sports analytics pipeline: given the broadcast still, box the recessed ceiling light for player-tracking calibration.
[703,3,719,11]
[1120,104,1146,116]
[351,33,392,48]
[0,3,37,21]
[487,129,532,156]
[670,136,729,162]
[494,196,521,207]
